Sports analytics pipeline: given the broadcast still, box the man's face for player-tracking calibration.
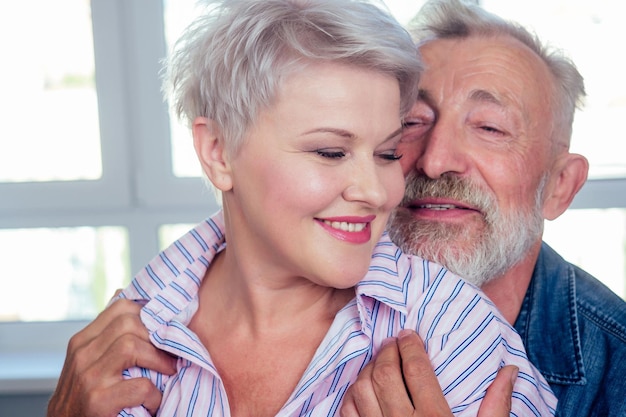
[390,35,555,285]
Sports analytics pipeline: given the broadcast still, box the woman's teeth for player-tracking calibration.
[323,220,367,232]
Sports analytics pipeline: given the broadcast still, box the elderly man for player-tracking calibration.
[340,0,626,416]
[47,1,626,416]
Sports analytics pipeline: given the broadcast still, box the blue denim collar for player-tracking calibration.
[513,242,586,385]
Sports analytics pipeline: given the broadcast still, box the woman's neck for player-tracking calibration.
[197,248,355,338]
[188,248,355,417]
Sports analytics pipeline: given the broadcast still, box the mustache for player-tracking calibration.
[399,172,494,214]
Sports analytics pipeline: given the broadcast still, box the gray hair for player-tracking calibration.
[408,0,585,149]
[163,0,422,154]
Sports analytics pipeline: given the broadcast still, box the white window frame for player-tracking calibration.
[573,179,626,209]
[0,0,216,394]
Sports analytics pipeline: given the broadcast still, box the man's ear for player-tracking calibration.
[542,153,589,220]
[192,117,233,191]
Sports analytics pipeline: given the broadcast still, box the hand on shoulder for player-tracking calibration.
[47,295,177,417]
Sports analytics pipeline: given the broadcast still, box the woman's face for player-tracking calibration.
[223,62,405,288]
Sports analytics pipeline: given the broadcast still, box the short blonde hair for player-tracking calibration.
[164,0,423,154]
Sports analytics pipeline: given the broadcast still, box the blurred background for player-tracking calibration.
[1,0,625,415]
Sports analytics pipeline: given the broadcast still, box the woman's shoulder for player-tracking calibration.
[120,212,227,303]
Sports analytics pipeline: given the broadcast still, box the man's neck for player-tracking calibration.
[481,240,542,325]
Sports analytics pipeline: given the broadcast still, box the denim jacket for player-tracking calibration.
[514,242,626,417]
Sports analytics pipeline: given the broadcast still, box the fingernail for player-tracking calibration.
[381,337,396,346]
[398,329,413,338]
[510,366,519,385]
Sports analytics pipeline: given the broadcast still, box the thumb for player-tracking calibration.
[478,365,517,417]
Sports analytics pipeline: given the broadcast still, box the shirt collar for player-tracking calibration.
[140,213,409,340]
[355,234,410,335]
[514,242,586,385]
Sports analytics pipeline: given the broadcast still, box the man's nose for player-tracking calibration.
[414,120,469,179]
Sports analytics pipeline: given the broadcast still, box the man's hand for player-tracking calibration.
[479,363,517,416]
[340,329,515,417]
[47,296,177,417]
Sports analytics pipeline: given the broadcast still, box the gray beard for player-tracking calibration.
[388,172,546,287]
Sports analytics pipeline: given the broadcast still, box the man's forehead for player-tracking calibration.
[423,36,537,74]
[418,36,548,108]
[417,80,518,109]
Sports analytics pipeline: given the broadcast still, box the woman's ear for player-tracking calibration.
[542,153,589,220]
[192,117,233,191]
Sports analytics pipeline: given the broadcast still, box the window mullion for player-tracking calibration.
[572,178,626,209]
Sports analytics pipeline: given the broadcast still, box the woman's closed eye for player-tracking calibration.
[376,150,402,161]
[314,148,401,162]
[316,149,345,159]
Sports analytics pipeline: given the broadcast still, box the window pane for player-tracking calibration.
[163,0,204,178]
[385,0,425,25]
[0,227,129,322]
[159,224,196,250]
[544,209,626,299]
[482,0,626,179]
[0,0,102,182]
[169,112,201,178]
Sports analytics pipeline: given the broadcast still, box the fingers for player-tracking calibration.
[340,331,456,417]
[94,331,178,379]
[67,298,143,357]
[340,337,417,417]
[369,338,416,417]
[340,359,381,417]
[71,298,176,376]
[396,330,453,417]
[478,365,517,417]
[341,329,512,417]
[47,293,176,417]
[84,377,164,417]
[85,303,151,367]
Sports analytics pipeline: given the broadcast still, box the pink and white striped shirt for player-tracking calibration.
[118,210,556,416]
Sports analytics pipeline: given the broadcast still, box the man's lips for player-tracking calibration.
[413,203,462,211]
[403,199,481,214]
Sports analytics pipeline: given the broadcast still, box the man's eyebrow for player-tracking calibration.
[469,89,505,106]
[417,88,434,105]
[418,88,507,107]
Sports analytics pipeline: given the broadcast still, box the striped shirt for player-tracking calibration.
[118,210,557,416]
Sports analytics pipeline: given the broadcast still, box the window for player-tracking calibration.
[0,227,128,321]
[0,1,216,324]
[0,0,101,183]
[0,0,217,392]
